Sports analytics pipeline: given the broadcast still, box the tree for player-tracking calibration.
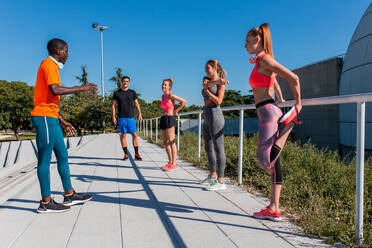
[60,92,114,136]
[83,94,113,133]
[75,65,89,85]
[59,94,89,136]
[136,89,255,119]
[109,67,124,89]
[221,90,255,118]
[0,81,34,140]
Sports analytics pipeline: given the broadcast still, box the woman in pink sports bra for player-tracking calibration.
[245,23,302,221]
[160,78,187,172]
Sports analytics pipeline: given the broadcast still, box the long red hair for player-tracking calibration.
[248,23,273,58]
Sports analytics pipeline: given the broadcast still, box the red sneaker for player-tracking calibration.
[161,163,171,171]
[279,106,302,127]
[253,206,282,222]
[163,163,178,172]
[123,154,129,160]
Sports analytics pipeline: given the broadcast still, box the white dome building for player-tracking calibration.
[339,2,372,150]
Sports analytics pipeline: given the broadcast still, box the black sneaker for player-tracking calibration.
[37,198,71,214]
[135,154,142,160]
[123,154,129,160]
[63,191,92,206]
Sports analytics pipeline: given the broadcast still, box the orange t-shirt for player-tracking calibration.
[31,57,61,118]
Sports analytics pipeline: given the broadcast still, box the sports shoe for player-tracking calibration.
[200,175,217,185]
[253,206,282,221]
[161,163,171,170]
[37,198,70,213]
[63,191,92,206]
[163,163,178,172]
[279,106,302,127]
[205,180,226,191]
[135,153,142,160]
[123,154,129,160]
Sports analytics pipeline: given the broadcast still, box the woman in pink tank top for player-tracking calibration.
[160,78,187,172]
[245,23,302,221]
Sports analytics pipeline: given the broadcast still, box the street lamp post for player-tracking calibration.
[92,23,108,133]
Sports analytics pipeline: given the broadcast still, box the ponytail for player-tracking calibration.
[248,22,274,58]
[260,23,273,58]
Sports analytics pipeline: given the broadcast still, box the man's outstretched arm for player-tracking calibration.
[49,84,98,96]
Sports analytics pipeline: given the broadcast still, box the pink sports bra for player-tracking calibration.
[161,94,175,111]
[249,52,274,89]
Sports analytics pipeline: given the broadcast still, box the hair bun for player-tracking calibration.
[169,78,174,83]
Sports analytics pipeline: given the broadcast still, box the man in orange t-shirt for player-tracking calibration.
[31,38,98,213]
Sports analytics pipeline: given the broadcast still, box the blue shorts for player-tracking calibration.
[118,117,137,134]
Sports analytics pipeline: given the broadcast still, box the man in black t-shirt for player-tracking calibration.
[112,76,143,160]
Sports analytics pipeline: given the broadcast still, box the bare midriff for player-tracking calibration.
[204,99,217,107]
[253,87,275,105]
[162,110,174,115]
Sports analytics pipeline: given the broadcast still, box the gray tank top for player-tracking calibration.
[202,85,218,100]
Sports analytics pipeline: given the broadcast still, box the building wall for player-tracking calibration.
[339,2,372,150]
[277,57,343,150]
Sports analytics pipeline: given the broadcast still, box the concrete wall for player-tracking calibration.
[277,57,343,150]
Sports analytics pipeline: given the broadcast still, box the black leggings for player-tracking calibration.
[271,158,282,185]
[270,144,282,185]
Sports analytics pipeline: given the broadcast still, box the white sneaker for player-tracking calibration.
[200,175,217,185]
[205,180,226,191]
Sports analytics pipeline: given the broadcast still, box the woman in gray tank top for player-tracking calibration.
[200,60,229,191]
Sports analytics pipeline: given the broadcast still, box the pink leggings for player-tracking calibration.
[257,102,283,184]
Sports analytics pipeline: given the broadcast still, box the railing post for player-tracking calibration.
[356,102,365,246]
[145,119,148,137]
[198,113,202,161]
[156,118,158,143]
[238,109,244,185]
[177,115,180,151]
[150,118,153,140]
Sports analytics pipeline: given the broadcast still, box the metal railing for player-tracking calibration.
[139,92,372,246]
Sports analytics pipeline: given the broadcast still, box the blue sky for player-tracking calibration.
[0,0,370,106]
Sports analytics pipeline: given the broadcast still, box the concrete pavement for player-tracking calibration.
[0,134,332,248]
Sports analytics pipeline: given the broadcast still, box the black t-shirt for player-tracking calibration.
[113,89,138,118]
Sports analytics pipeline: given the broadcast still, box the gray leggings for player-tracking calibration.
[203,106,226,178]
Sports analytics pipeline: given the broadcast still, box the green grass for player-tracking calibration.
[144,131,372,247]
[1,132,36,142]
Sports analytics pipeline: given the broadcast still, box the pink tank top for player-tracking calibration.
[161,94,175,111]
[249,52,274,89]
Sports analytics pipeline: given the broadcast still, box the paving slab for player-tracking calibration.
[0,133,332,248]
[0,142,10,167]
[13,140,37,167]
[3,141,21,167]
